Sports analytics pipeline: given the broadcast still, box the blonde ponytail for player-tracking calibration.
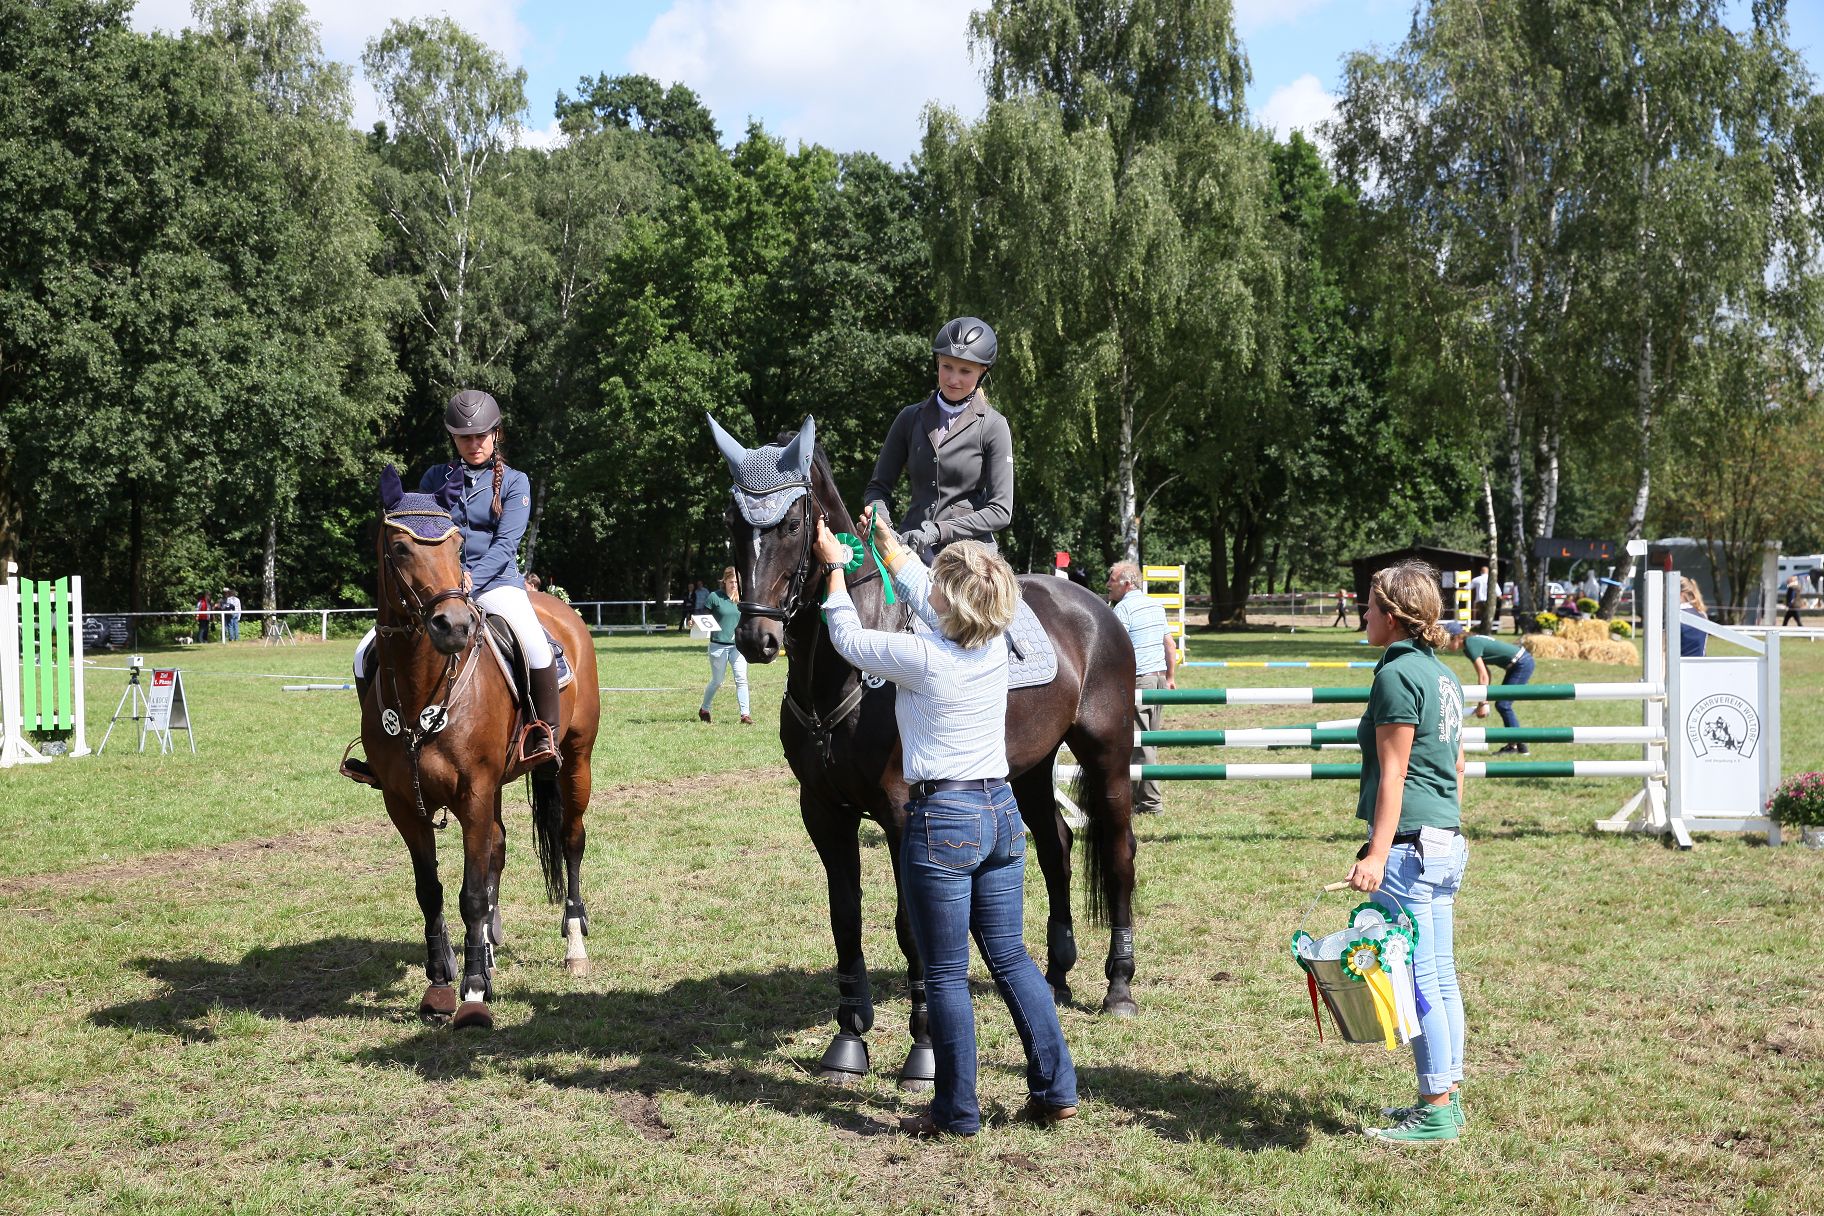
[1371,561,1447,647]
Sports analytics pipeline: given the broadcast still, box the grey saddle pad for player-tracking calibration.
[1005,595,1057,690]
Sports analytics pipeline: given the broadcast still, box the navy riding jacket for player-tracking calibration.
[420,461,531,596]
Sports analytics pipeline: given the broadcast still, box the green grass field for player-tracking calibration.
[2,626,1820,1214]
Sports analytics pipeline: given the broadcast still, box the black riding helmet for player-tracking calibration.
[932,316,997,369]
[444,388,502,435]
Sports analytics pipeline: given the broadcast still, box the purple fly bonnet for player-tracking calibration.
[707,413,817,527]
[378,464,461,542]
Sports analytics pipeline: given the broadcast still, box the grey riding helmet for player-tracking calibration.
[932,316,997,368]
[444,388,502,435]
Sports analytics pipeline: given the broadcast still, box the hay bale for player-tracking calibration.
[1521,634,1579,660]
[1577,639,1641,666]
[1557,618,1612,645]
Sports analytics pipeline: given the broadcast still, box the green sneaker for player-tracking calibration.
[1380,1092,1467,1130]
[1365,1101,1459,1142]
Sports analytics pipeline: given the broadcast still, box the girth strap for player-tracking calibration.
[784,678,867,767]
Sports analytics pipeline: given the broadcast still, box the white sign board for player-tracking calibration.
[1676,657,1765,818]
[146,668,190,732]
[688,613,720,641]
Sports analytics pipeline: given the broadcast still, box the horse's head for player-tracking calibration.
[376,464,476,655]
[708,414,836,663]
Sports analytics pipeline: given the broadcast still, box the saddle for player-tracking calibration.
[1004,595,1058,690]
[481,614,573,719]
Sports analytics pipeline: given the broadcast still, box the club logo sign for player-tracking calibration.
[1438,677,1463,745]
[1685,693,1759,760]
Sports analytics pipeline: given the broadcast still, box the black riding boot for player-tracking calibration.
[521,664,561,766]
[339,672,381,787]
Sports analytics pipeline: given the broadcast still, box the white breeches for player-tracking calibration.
[353,583,552,678]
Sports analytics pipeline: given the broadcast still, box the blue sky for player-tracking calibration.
[129,0,1824,160]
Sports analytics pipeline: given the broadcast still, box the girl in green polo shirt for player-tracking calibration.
[1348,560,1468,1143]
[1443,624,1537,753]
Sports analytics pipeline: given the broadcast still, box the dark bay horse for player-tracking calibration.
[364,467,601,1029]
[710,416,1139,1088]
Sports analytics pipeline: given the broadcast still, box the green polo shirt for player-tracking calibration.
[1355,638,1463,832]
[1464,634,1521,670]
[705,591,741,645]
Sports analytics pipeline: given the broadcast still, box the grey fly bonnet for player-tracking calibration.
[707,414,817,527]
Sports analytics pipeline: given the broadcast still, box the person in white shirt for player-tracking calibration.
[811,511,1076,1139]
[1105,562,1177,814]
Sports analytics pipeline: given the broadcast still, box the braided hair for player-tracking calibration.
[1370,560,1449,648]
[488,428,505,519]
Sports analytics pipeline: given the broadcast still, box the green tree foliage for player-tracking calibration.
[925,0,1274,572]
[0,0,397,614]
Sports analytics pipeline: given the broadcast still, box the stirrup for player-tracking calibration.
[339,738,381,789]
[517,721,559,766]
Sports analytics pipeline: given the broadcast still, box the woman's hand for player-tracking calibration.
[811,518,850,567]
[865,504,898,553]
[1347,852,1386,893]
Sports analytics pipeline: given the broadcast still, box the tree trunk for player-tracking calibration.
[1503,362,1530,614]
[1529,415,1561,612]
[1207,507,1232,628]
[128,488,144,649]
[1227,506,1265,626]
[1604,318,1654,620]
[1481,469,1499,633]
[1115,374,1139,564]
[262,516,278,639]
[523,476,546,576]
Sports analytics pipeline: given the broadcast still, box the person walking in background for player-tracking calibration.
[1331,587,1351,627]
[222,588,241,642]
[1781,576,1803,628]
[810,512,1076,1138]
[1680,577,1710,657]
[194,591,211,644]
[678,579,704,631]
[698,567,750,725]
[1468,564,1489,630]
[1442,622,1534,753]
[1350,560,1468,1143]
[1107,561,1177,815]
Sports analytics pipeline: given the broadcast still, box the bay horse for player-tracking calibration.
[363,466,601,1030]
[709,415,1140,1088]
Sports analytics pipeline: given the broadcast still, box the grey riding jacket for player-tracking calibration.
[863,392,1014,553]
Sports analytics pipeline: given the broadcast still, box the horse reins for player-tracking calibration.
[736,493,888,765]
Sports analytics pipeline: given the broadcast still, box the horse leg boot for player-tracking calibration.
[452,823,499,1031]
[519,664,561,767]
[893,898,934,1090]
[819,959,874,1081]
[1103,924,1137,1018]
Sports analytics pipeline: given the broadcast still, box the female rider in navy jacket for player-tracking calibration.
[342,390,558,783]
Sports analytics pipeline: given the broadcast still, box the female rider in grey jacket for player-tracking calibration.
[864,317,1014,562]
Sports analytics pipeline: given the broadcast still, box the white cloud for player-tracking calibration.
[127,0,532,132]
[628,0,986,162]
[1257,73,1338,148]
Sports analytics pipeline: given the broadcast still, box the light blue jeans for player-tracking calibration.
[1375,836,1468,1095]
[702,642,749,715]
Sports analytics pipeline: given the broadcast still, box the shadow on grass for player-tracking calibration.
[90,936,420,1041]
[1077,1064,1350,1149]
[93,939,1341,1148]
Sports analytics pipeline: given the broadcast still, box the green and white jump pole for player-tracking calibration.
[1,561,89,768]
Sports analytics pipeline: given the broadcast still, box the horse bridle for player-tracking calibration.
[736,492,817,624]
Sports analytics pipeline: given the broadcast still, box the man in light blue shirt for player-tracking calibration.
[1107,561,1178,814]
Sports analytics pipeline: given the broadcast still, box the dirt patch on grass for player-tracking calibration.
[0,763,794,900]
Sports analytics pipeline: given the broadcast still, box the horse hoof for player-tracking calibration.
[452,1001,495,1031]
[899,1041,936,1091]
[564,957,591,977]
[419,985,458,1020]
[1051,984,1074,1009]
[818,1067,864,1086]
[1100,994,1139,1019]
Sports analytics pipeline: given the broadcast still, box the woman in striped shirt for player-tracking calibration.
[810,511,1077,1138]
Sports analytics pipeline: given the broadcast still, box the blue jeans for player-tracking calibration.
[1494,651,1535,728]
[701,642,749,715]
[1376,836,1468,1095]
[900,782,1077,1134]
[226,617,239,642]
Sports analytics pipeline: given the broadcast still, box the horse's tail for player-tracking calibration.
[529,766,566,903]
[1072,765,1113,928]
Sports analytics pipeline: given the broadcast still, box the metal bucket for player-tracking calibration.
[1292,889,1414,1045]
[1304,956,1388,1045]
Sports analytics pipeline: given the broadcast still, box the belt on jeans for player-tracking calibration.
[1358,826,1460,860]
[909,777,1005,801]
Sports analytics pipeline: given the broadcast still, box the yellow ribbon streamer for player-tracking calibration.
[1364,969,1400,1051]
